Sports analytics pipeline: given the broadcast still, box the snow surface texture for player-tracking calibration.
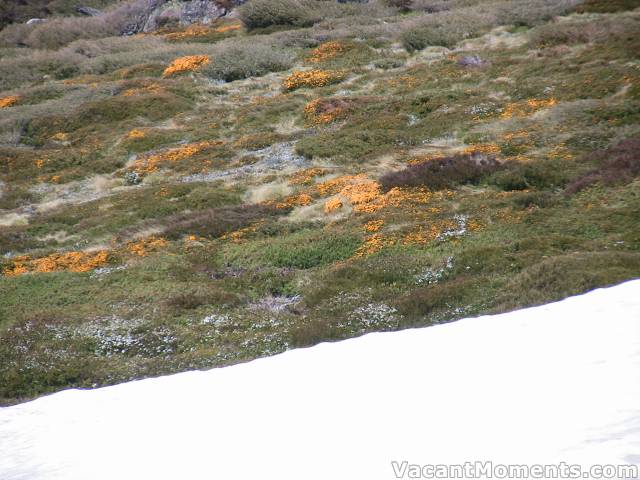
[1,280,639,479]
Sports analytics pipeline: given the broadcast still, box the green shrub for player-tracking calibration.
[529,16,640,48]
[488,158,574,191]
[492,0,580,27]
[261,233,361,269]
[497,251,640,310]
[576,0,640,13]
[203,44,295,82]
[401,9,495,51]
[239,0,322,30]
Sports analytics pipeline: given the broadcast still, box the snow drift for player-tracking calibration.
[1,280,639,479]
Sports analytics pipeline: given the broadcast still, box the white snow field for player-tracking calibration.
[1,280,639,480]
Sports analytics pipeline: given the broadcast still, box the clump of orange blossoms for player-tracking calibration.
[133,140,222,174]
[363,220,384,232]
[163,55,210,77]
[267,193,313,210]
[304,98,349,125]
[283,69,345,91]
[4,251,109,276]
[463,143,501,155]
[324,197,344,213]
[500,98,557,118]
[319,174,436,214]
[0,95,19,108]
[288,167,328,185]
[307,41,348,63]
[126,129,147,139]
[164,23,241,41]
[126,237,168,257]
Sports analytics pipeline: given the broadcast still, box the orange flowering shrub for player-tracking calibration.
[126,129,147,139]
[164,23,241,41]
[50,132,69,142]
[316,174,367,196]
[4,251,109,276]
[339,181,382,212]
[320,173,438,214]
[463,143,501,155]
[500,98,557,118]
[363,220,384,232]
[133,140,222,174]
[221,222,263,243]
[353,233,395,257]
[283,69,346,91]
[121,83,164,96]
[306,41,348,63]
[288,167,327,185]
[266,193,313,209]
[163,55,210,77]
[402,223,452,246]
[0,95,19,108]
[126,237,168,257]
[324,197,343,213]
[304,98,349,125]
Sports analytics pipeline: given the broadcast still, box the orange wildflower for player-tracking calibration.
[0,95,19,108]
[163,55,210,77]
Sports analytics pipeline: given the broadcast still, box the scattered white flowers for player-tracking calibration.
[415,256,454,285]
[438,214,468,240]
[348,303,400,331]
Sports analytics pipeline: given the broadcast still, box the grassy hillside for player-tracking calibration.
[0,0,120,30]
[1,0,639,404]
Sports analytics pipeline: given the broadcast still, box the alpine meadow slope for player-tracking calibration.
[1,280,639,479]
[0,0,639,404]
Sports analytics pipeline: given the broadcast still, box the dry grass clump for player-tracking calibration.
[380,154,502,191]
[162,204,283,239]
[162,55,210,77]
[0,49,82,90]
[202,44,295,82]
[565,136,640,195]
[0,0,157,50]
[283,69,346,91]
[401,0,580,52]
[529,15,640,47]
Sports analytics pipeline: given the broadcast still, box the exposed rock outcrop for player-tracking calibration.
[121,0,245,34]
[75,5,103,16]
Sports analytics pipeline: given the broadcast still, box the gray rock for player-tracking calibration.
[457,55,485,67]
[26,18,46,25]
[76,5,103,16]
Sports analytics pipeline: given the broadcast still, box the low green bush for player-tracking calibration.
[238,0,321,30]
[203,44,295,82]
